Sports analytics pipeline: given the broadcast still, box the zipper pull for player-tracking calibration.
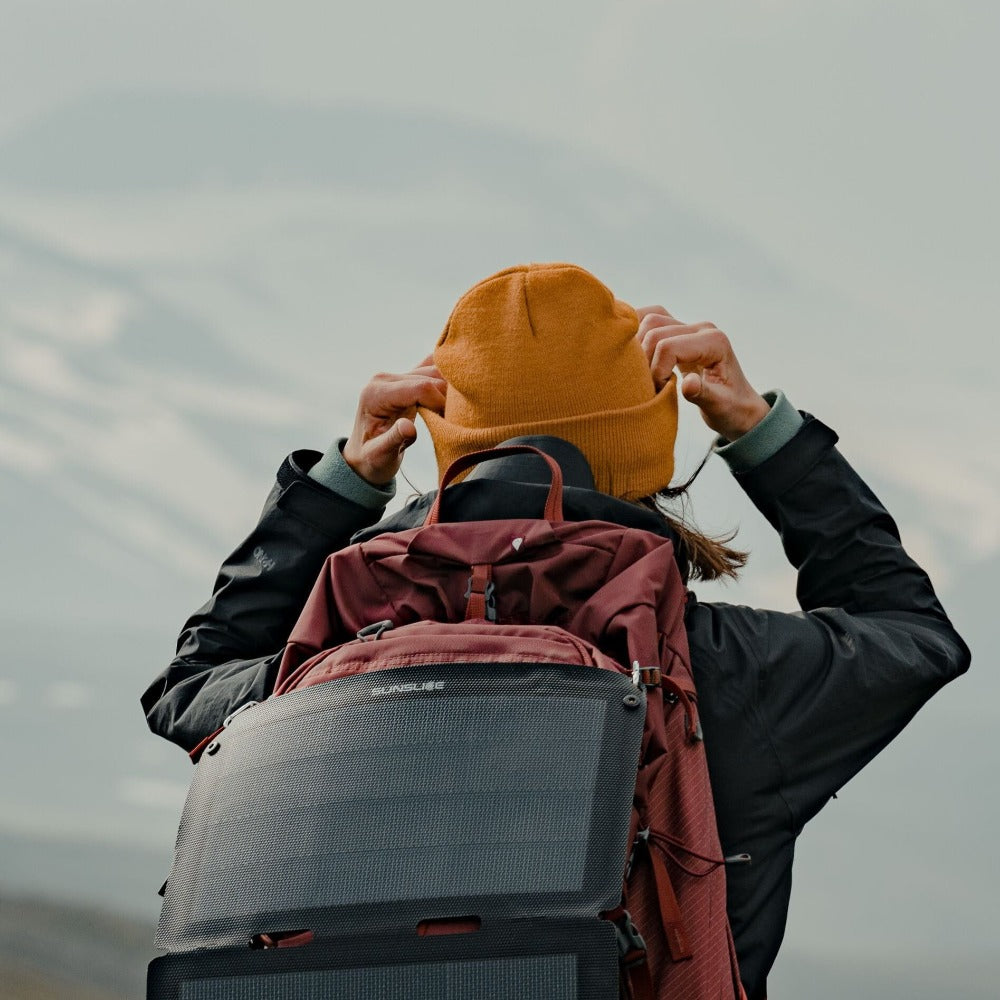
[356,619,394,641]
[223,701,259,728]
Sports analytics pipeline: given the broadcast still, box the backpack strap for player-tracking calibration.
[646,837,694,961]
[426,445,565,525]
[464,563,497,622]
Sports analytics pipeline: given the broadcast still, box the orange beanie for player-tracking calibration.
[419,263,678,500]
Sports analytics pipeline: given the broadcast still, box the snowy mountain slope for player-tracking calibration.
[0,221,317,627]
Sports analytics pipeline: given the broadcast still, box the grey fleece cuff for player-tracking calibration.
[307,437,397,510]
[713,391,803,473]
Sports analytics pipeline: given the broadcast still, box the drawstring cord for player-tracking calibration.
[645,828,751,878]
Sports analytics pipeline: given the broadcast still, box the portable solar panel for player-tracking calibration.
[156,663,644,953]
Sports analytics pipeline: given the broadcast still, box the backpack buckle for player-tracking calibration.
[464,565,498,623]
[482,582,497,622]
[631,662,661,689]
[610,909,648,967]
[624,826,650,880]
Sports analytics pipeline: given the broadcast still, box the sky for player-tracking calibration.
[2,0,995,335]
[0,1,996,996]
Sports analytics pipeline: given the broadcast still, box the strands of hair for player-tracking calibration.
[638,447,748,583]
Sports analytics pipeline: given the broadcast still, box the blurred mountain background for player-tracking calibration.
[0,1,996,996]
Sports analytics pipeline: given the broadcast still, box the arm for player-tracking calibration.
[141,363,448,753]
[140,450,388,751]
[637,306,970,825]
[733,417,970,827]
[684,415,969,999]
[641,309,968,999]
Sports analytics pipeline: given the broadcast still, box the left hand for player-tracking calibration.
[635,306,770,441]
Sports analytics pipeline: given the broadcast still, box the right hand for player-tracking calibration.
[342,359,447,485]
[636,307,770,442]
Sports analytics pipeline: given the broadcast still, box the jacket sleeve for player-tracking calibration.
[728,416,970,831]
[141,449,387,752]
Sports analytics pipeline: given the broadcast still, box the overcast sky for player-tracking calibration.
[2,0,996,346]
[5,0,993,592]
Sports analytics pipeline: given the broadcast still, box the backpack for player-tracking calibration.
[150,446,744,1000]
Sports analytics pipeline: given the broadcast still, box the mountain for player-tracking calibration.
[0,896,153,999]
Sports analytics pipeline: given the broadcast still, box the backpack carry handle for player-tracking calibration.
[426,445,565,525]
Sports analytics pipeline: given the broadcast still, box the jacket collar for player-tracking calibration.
[351,435,686,577]
[352,493,685,579]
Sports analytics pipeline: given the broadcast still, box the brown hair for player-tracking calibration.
[636,450,748,583]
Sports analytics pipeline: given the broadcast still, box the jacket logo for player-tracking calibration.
[512,537,524,551]
[252,546,276,572]
[371,680,445,696]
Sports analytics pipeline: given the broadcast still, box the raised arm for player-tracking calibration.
[639,308,970,996]
[638,305,969,817]
[140,363,446,752]
[139,455,386,752]
[730,417,969,822]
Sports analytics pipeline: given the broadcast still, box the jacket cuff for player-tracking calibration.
[307,438,397,511]
[713,391,804,472]
[732,414,840,520]
[275,450,387,538]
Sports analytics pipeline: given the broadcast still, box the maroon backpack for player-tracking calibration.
[269,446,745,1000]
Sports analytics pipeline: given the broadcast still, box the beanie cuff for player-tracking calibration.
[419,377,678,501]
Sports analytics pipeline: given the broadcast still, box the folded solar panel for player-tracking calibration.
[157,664,644,951]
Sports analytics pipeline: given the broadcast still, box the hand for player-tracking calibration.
[342,358,447,485]
[636,306,770,441]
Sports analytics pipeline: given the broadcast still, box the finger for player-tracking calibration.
[639,321,716,365]
[680,371,705,402]
[649,338,681,390]
[635,305,677,322]
[409,359,446,383]
[410,364,446,383]
[639,319,716,347]
[392,416,418,446]
[367,417,418,466]
[648,327,731,374]
[403,364,446,390]
[680,371,730,429]
[637,311,683,341]
[371,367,446,386]
[367,375,447,415]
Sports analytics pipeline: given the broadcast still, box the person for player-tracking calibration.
[142,262,970,1000]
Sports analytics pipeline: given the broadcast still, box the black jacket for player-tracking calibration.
[141,414,970,999]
